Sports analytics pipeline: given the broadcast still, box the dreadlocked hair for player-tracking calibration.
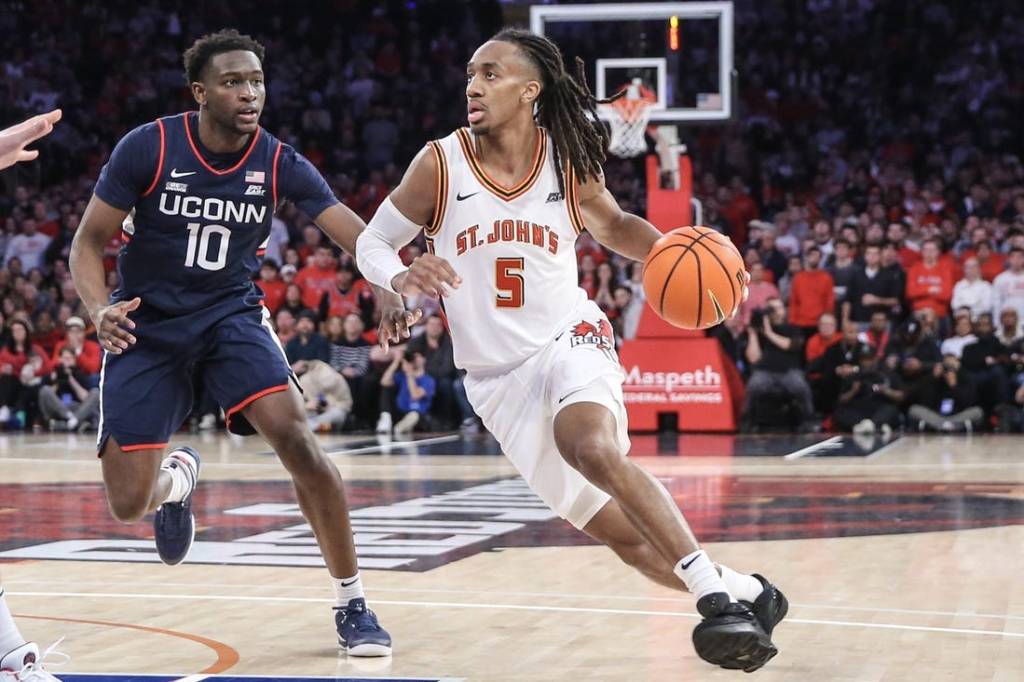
[491,28,623,192]
[183,28,265,84]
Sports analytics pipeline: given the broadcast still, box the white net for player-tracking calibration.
[601,80,656,158]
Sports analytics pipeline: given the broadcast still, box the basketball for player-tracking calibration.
[642,226,747,330]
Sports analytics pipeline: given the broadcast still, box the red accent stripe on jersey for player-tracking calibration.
[425,141,448,236]
[565,165,586,235]
[121,441,168,452]
[141,118,166,197]
[455,128,546,202]
[271,141,283,209]
[182,112,262,176]
[225,383,290,426]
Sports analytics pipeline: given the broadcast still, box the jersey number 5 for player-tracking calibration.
[495,257,524,309]
[185,223,231,271]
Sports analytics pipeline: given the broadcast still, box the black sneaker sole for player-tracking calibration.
[693,617,777,673]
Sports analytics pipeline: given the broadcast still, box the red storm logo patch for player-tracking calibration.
[570,319,614,351]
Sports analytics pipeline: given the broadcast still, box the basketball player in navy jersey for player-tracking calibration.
[357,30,786,671]
[70,30,402,656]
[0,108,64,682]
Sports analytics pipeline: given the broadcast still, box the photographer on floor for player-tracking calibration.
[741,297,815,430]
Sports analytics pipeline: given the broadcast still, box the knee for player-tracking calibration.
[271,422,335,479]
[564,435,626,487]
[107,489,151,523]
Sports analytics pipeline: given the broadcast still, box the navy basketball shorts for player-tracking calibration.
[97,301,294,454]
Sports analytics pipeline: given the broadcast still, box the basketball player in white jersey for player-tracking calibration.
[357,30,787,671]
[0,108,64,681]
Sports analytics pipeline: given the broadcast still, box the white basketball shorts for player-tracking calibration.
[464,300,630,529]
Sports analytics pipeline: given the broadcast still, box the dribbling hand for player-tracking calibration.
[93,297,140,354]
[392,254,462,298]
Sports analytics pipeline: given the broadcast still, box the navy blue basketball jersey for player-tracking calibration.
[94,112,338,316]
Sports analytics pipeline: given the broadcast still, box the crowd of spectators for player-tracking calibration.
[1,0,1023,434]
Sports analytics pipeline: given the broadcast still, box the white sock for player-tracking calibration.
[333,573,365,607]
[0,587,28,656]
[717,564,764,603]
[161,451,195,504]
[674,550,733,602]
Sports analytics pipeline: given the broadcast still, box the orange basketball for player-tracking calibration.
[642,226,747,330]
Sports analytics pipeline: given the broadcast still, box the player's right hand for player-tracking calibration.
[93,297,140,354]
[0,109,62,170]
[393,254,462,298]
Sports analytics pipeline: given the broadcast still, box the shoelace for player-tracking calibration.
[335,606,382,633]
[17,638,69,680]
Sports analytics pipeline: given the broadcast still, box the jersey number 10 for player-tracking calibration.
[184,223,231,271]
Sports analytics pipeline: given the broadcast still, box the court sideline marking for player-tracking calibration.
[10,590,1024,640]
[9,579,1024,622]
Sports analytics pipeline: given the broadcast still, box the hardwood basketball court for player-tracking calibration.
[1,431,1022,681]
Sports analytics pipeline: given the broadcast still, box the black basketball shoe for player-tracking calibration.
[692,592,777,673]
[742,574,789,639]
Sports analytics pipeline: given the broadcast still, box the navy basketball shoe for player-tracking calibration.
[154,446,200,565]
[692,592,777,672]
[335,598,393,657]
[743,574,789,639]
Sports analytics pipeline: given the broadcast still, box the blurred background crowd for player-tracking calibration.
[0,0,1022,435]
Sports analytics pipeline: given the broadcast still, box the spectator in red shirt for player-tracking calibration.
[579,253,598,299]
[295,246,338,309]
[0,319,52,421]
[788,246,835,337]
[323,267,375,323]
[32,310,62,356]
[54,316,101,379]
[296,224,324,264]
[257,261,287,314]
[970,240,1005,282]
[805,312,842,363]
[32,201,60,238]
[887,222,921,269]
[864,310,892,360]
[905,238,954,317]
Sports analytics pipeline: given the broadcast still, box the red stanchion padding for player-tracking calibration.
[645,154,692,232]
[619,337,736,432]
[635,304,703,338]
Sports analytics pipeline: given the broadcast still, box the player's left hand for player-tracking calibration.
[728,270,751,320]
[0,109,62,170]
[378,307,423,352]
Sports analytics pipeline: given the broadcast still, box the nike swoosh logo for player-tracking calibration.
[456,191,480,201]
[170,169,196,178]
[558,388,585,404]
[679,553,702,570]
[340,579,358,587]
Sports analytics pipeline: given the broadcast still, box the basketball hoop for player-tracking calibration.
[601,79,657,159]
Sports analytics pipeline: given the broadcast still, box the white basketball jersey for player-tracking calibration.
[425,127,588,374]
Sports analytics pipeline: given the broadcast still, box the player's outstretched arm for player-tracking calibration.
[0,109,61,170]
[576,171,663,262]
[70,195,139,354]
[356,145,461,299]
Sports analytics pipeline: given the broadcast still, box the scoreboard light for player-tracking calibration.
[669,15,679,51]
